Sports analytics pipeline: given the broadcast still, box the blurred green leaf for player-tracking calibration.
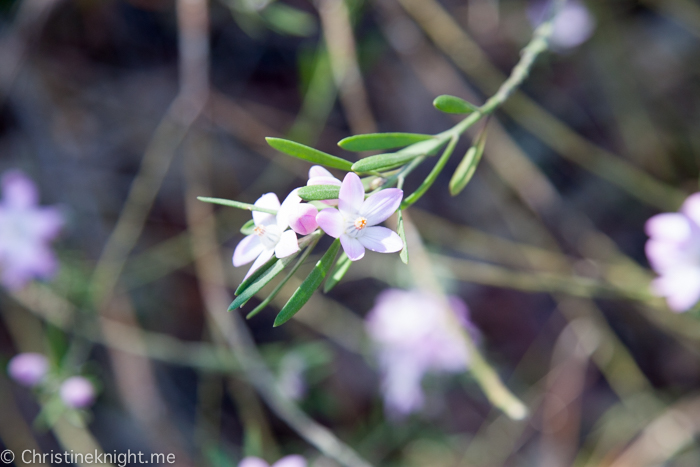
[274,239,341,326]
[323,252,351,293]
[297,185,341,201]
[261,2,317,37]
[338,133,435,152]
[397,210,408,264]
[198,197,277,215]
[449,127,488,196]
[351,137,448,172]
[240,219,256,235]
[266,137,353,170]
[433,95,480,114]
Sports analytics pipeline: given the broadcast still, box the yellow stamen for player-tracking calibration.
[354,217,367,230]
[254,225,266,237]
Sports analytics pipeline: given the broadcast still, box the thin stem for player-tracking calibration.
[197,196,278,215]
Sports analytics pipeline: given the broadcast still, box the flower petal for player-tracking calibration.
[651,267,700,312]
[239,457,270,467]
[233,235,264,266]
[682,193,700,227]
[309,165,334,179]
[645,213,692,242]
[338,172,364,216]
[308,176,342,187]
[244,248,275,280]
[289,203,319,235]
[2,170,38,208]
[253,193,280,226]
[275,230,299,258]
[360,188,403,226]
[357,226,403,253]
[340,234,365,261]
[272,455,307,467]
[316,208,345,238]
[277,189,302,230]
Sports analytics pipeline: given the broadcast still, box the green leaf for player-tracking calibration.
[240,219,256,235]
[397,210,409,264]
[338,133,435,152]
[198,197,277,215]
[449,127,488,196]
[274,239,341,326]
[433,95,480,114]
[261,3,317,37]
[297,185,340,201]
[235,256,278,295]
[402,134,459,208]
[230,256,296,310]
[323,252,352,293]
[266,137,353,171]
[352,138,449,173]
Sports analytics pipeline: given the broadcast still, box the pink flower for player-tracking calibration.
[316,173,403,261]
[0,170,63,290]
[238,455,306,467]
[646,193,700,311]
[365,290,474,417]
[233,192,301,279]
[7,353,49,387]
[60,376,96,408]
[283,189,319,236]
[528,0,595,51]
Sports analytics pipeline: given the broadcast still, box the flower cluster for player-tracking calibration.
[365,289,478,417]
[646,193,700,312]
[0,170,63,290]
[233,167,404,278]
[7,352,96,409]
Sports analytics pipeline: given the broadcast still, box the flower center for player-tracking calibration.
[254,225,266,237]
[354,217,367,230]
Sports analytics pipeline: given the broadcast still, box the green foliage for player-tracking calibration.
[338,133,435,152]
[197,197,277,215]
[273,239,341,326]
[433,95,480,114]
[449,126,488,196]
[297,185,341,201]
[397,209,409,264]
[260,2,317,37]
[266,137,354,170]
[240,219,256,235]
[230,257,295,310]
[351,137,449,172]
[323,252,352,293]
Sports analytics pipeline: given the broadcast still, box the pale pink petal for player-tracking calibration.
[2,170,38,208]
[289,204,318,235]
[244,248,275,280]
[316,208,345,238]
[238,457,269,467]
[645,213,691,242]
[360,189,403,226]
[338,173,364,216]
[275,230,299,258]
[651,268,700,312]
[233,235,264,267]
[277,189,302,230]
[272,455,307,467]
[253,193,280,226]
[309,165,334,179]
[340,234,365,261]
[682,193,700,227]
[28,207,64,240]
[308,176,342,187]
[357,226,403,253]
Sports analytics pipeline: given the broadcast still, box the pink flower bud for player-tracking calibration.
[289,204,318,236]
[7,353,49,387]
[60,376,96,408]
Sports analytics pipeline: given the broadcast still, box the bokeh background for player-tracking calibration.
[2,0,700,466]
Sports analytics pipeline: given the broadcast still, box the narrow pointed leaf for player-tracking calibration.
[266,137,353,170]
[235,256,277,295]
[297,185,341,201]
[230,255,298,310]
[397,210,408,264]
[338,133,435,152]
[433,95,480,114]
[352,138,449,173]
[323,252,351,293]
[274,239,341,326]
[198,197,278,215]
[240,219,255,235]
[402,135,459,208]
[449,127,488,196]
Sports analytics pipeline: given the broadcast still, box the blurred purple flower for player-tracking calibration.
[233,192,300,279]
[238,455,306,467]
[365,289,475,417]
[7,352,49,387]
[60,376,96,408]
[646,193,700,312]
[316,173,403,261]
[0,170,63,290]
[529,0,596,51]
